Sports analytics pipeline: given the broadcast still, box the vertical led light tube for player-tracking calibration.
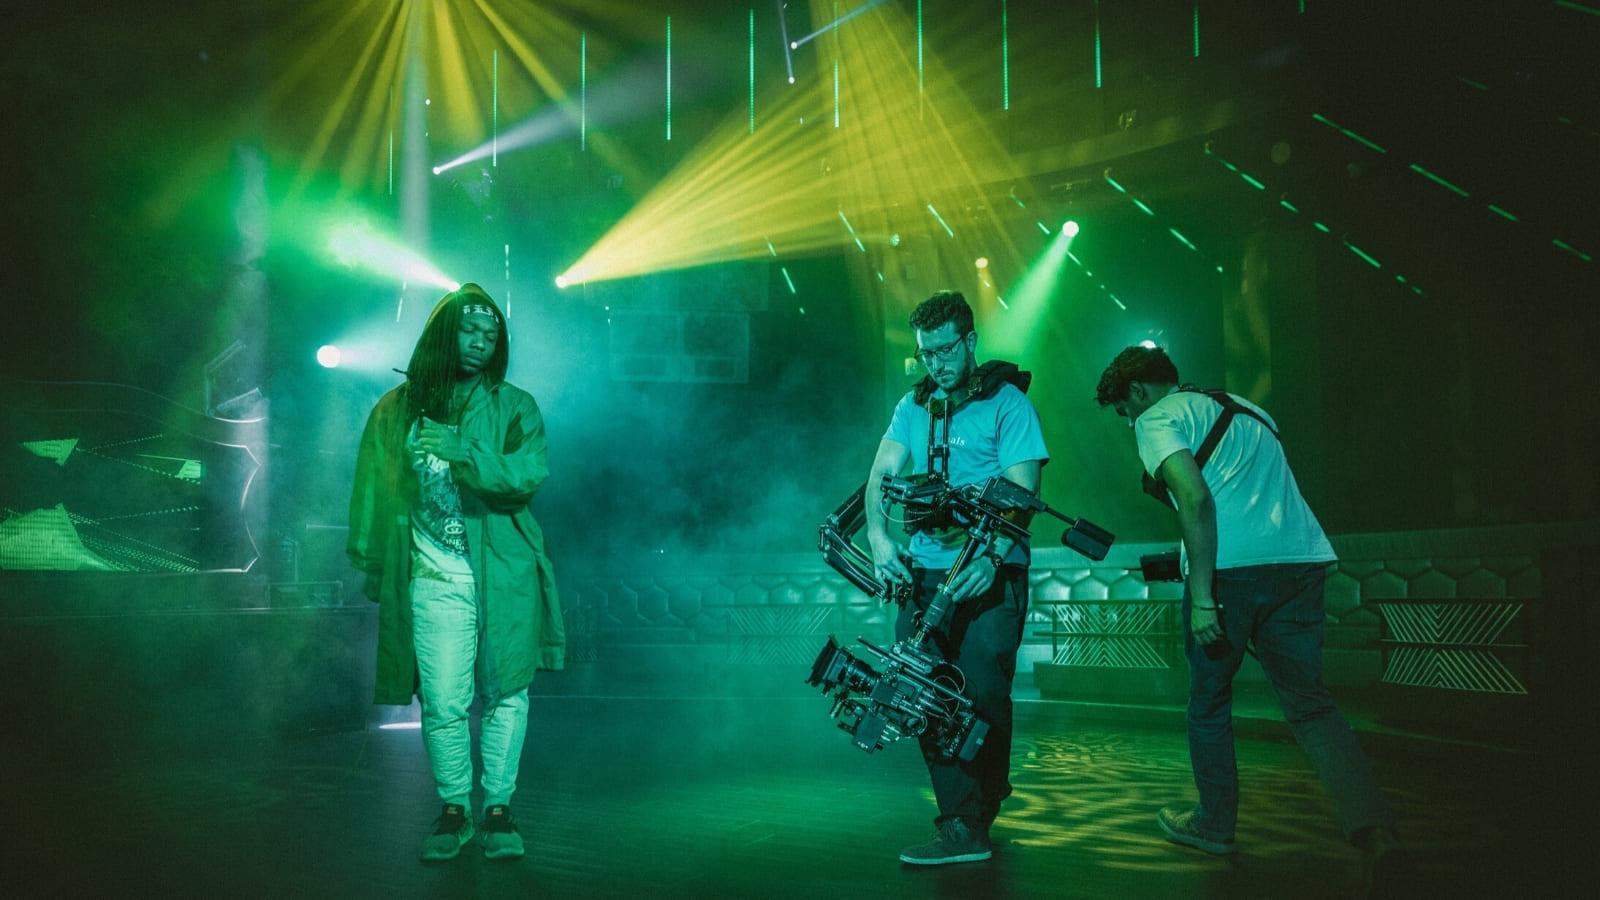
[492,50,499,165]
[1094,0,1103,88]
[833,2,841,126]
[581,32,588,151]
[749,9,756,133]
[1002,0,1010,110]
[834,60,840,127]
[666,17,673,141]
[917,0,925,117]
[1193,4,1200,57]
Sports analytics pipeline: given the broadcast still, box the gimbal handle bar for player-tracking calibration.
[882,474,1116,641]
[882,474,1114,563]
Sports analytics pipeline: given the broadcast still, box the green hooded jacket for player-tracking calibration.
[347,378,565,706]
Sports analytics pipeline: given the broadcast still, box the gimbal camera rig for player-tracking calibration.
[809,474,1114,761]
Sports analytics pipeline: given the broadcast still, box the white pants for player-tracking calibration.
[411,577,529,807]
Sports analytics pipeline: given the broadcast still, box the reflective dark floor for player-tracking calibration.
[9,676,1591,900]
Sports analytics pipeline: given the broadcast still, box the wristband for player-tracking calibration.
[983,550,1006,569]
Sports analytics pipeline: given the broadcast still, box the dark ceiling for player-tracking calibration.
[3,2,1592,334]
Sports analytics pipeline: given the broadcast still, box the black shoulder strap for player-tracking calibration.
[1140,388,1279,508]
[1188,388,1278,467]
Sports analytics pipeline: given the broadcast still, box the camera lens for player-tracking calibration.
[808,637,879,692]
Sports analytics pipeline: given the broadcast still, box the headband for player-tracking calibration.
[461,303,500,321]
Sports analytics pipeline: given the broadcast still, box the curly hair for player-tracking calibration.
[403,283,509,424]
[1095,345,1180,407]
[908,290,975,336]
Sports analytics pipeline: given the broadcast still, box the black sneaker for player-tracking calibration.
[481,804,525,860]
[419,803,474,862]
[1157,805,1237,855]
[898,819,992,866]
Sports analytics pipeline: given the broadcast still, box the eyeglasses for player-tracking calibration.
[915,333,971,367]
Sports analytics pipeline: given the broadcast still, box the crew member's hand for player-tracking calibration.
[945,554,1000,604]
[417,418,470,463]
[868,534,912,593]
[1190,598,1223,646]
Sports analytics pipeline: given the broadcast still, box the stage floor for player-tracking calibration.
[8,682,1589,900]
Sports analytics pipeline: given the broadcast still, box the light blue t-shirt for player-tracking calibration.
[1133,388,1335,570]
[884,382,1049,569]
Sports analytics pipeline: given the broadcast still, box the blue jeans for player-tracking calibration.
[411,577,529,808]
[1184,563,1393,845]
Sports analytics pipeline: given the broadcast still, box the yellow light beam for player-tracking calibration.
[560,0,1030,289]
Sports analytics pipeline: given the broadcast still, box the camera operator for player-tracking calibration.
[1095,345,1413,896]
[864,290,1047,866]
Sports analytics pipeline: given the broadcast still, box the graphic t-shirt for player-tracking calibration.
[407,420,474,582]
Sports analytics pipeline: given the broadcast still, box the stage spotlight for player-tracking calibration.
[555,275,570,289]
[1062,220,1081,237]
[325,216,459,292]
[317,345,342,369]
[975,257,989,269]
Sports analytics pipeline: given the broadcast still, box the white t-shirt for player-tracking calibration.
[1134,388,1335,570]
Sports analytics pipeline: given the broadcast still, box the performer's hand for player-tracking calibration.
[417,418,470,463]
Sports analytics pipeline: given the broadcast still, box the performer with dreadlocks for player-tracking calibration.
[347,283,564,863]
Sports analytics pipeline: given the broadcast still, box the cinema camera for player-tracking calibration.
[810,474,1114,761]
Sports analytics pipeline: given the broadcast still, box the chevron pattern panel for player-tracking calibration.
[1376,602,1527,694]
[724,605,836,665]
[1040,601,1174,669]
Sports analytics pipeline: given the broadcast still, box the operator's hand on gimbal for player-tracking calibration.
[945,554,1000,604]
[868,533,912,593]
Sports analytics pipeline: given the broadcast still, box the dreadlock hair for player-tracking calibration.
[909,290,975,336]
[403,283,509,424]
[1095,345,1180,407]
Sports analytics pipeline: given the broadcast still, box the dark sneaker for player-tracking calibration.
[419,803,475,862]
[1359,826,1419,899]
[1157,806,1236,856]
[481,804,525,860]
[898,819,992,866]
